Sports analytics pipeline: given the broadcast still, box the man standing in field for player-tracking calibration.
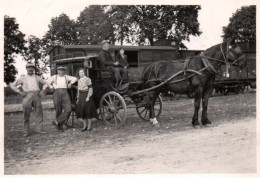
[10,63,49,137]
[48,66,78,132]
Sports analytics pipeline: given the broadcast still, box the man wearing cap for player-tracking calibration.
[48,66,78,131]
[10,63,49,137]
[98,40,122,87]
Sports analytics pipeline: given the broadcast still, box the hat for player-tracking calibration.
[57,66,66,71]
[26,63,35,68]
[101,40,110,45]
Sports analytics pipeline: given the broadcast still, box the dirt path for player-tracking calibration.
[9,117,255,174]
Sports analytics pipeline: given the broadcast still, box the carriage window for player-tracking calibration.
[86,50,99,56]
[72,63,84,77]
[115,50,138,67]
[125,51,138,67]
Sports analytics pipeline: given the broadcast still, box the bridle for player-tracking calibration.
[201,42,244,75]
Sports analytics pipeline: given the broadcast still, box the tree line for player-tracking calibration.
[4,5,256,85]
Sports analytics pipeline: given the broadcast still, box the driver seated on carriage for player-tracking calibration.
[98,40,129,89]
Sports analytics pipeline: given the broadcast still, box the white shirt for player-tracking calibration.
[10,74,47,92]
[48,75,78,89]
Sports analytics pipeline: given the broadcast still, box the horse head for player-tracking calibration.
[224,39,247,69]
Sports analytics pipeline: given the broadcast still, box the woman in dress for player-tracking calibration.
[76,69,98,131]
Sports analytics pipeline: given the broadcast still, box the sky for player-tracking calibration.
[2,0,258,78]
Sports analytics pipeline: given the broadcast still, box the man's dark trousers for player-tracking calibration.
[53,88,72,124]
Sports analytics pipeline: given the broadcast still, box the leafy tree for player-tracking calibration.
[223,6,256,43]
[107,6,134,45]
[108,5,201,48]
[43,13,78,51]
[23,35,49,76]
[4,15,27,85]
[77,5,115,44]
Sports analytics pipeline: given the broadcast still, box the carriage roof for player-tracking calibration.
[49,45,177,54]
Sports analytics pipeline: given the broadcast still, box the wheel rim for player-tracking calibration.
[136,95,162,121]
[100,92,127,126]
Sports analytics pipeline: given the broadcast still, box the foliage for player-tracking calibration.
[107,6,134,45]
[77,5,115,44]
[44,13,78,46]
[4,15,27,85]
[23,35,49,76]
[108,5,201,48]
[223,6,256,43]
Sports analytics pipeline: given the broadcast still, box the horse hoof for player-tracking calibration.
[153,123,160,128]
[202,120,212,126]
[203,122,213,127]
[193,124,201,129]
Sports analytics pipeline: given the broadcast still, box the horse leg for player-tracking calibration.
[192,88,202,127]
[201,87,213,125]
[148,92,160,126]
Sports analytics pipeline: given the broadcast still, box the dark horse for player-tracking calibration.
[142,40,247,127]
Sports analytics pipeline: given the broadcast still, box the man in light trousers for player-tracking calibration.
[10,63,48,137]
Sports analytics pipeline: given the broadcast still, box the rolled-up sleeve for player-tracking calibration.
[37,76,49,90]
[67,75,78,84]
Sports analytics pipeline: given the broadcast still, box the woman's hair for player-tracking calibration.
[77,68,86,78]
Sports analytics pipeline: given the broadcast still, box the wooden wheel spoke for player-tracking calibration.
[114,113,117,125]
[114,112,122,122]
[103,98,111,106]
[139,107,147,115]
[108,95,113,105]
[143,109,148,118]
[104,112,113,120]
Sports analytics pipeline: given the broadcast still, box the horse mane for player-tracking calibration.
[204,41,228,58]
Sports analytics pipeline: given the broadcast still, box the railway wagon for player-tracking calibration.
[178,42,256,95]
[213,42,256,94]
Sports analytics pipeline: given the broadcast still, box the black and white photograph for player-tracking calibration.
[2,0,258,176]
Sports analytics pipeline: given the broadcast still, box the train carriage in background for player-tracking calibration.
[178,42,256,96]
[213,42,256,94]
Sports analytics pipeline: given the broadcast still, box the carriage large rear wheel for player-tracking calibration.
[136,95,162,121]
[99,91,127,127]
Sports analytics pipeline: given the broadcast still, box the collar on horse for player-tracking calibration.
[200,42,240,76]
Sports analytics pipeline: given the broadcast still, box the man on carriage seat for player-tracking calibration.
[115,48,129,85]
[98,40,129,89]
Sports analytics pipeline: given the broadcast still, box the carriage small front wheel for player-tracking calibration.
[99,91,127,127]
[136,95,162,121]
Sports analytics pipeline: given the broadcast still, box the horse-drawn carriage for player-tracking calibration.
[50,40,247,128]
[52,54,163,127]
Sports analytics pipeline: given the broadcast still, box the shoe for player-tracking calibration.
[59,124,64,132]
[81,127,87,132]
[87,127,92,131]
[52,121,60,131]
[35,130,47,134]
